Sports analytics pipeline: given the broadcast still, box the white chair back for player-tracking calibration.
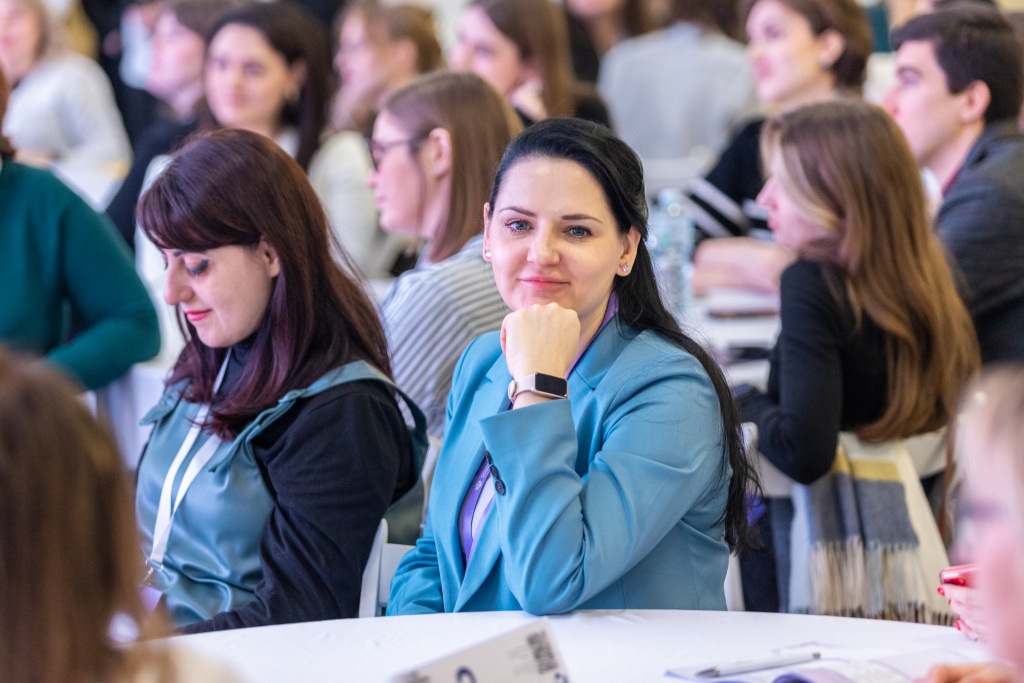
[358,519,416,617]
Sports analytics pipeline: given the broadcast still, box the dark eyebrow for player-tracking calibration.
[499,206,536,217]
[562,214,602,223]
[172,250,184,257]
[498,206,603,223]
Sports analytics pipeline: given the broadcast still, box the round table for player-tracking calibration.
[170,609,985,683]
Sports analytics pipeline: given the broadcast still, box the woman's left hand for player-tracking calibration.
[942,584,987,641]
[501,303,579,385]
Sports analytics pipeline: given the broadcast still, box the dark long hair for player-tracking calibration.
[742,0,872,94]
[204,1,332,170]
[0,66,16,159]
[138,129,391,438]
[487,118,760,550]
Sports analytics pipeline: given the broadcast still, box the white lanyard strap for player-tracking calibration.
[147,354,231,570]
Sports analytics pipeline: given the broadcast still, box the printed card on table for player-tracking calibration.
[392,618,569,683]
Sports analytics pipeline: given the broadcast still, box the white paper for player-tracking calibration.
[392,618,569,683]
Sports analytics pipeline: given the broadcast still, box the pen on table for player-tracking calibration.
[694,652,822,678]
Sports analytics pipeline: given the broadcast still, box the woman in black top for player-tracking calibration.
[736,101,979,608]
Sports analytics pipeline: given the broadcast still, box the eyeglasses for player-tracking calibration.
[367,136,426,171]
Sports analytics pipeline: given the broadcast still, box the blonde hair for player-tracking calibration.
[0,350,166,683]
[761,100,980,442]
[382,71,523,262]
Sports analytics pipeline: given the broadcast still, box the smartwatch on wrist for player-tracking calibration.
[508,373,569,402]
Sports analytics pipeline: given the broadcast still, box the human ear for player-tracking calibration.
[816,29,846,69]
[258,239,281,278]
[959,80,992,126]
[287,59,308,100]
[617,227,642,276]
[390,38,418,79]
[424,127,453,178]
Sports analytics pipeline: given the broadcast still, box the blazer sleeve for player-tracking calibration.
[387,338,481,615]
[476,343,728,615]
[936,174,1024,320]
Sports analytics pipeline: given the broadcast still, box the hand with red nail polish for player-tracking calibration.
[944,584,986,642]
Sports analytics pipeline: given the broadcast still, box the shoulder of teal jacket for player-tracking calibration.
[586,325,720,413]
[451,330,504,388]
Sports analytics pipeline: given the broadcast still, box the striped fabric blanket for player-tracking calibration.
[788,432,954,624]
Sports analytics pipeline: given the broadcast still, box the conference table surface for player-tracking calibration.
[170,609,986,683]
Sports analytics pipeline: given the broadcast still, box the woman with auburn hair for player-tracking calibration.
[0,349,241,683]
[135,129,422,632]
[451,0,610,126]
[689,0,872,293]
[332,1,444,136]
[388,118,759,616]
[0,0,130,206]
[370,72,520,439]
[735,100,979,610]
[201,1,401,278]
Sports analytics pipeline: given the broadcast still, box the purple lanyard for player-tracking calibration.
[458,295,620,563]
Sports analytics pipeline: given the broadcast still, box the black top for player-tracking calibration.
[106,116,197,249]
[936,120,1024,364]
[737,259,889,485]
[181,339,416,633]
[566,10,601,83]
[688,118,767,240]
[514,88,611,130]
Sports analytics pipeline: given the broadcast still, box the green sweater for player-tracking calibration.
[0,160,160,389]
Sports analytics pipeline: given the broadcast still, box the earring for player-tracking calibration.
[620,263,630,273]
[818,56,834,69]
[483,249,492,261]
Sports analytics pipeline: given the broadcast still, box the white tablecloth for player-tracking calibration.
[170,609,986,683]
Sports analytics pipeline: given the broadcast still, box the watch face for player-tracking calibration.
[534,373,568,397]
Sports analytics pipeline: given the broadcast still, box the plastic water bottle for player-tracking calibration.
[647,188,694,318]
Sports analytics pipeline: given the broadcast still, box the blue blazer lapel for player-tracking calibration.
[451,355,511,610]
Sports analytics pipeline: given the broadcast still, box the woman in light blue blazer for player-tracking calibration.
[388,118,759,615]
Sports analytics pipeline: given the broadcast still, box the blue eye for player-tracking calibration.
[505,219,530,232]
[567,226,591,238]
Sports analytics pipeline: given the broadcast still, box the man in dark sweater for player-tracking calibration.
[884,5,1024,364]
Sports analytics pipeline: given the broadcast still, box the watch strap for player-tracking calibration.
[507,373,569,402]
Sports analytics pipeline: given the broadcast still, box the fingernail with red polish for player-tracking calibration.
[937,586,946,596]
[954,621,961,631]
